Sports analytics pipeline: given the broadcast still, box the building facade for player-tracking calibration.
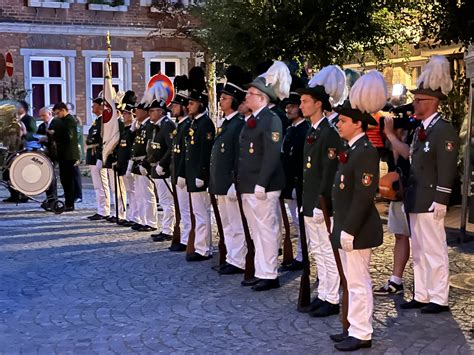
[0,0,202,128]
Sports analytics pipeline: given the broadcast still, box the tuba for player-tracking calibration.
[0,101,22,153]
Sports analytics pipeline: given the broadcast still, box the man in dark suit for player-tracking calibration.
[401,55,459,314]
[180,90,215,262]
[237,77,285,291]
[209,82,246,274]
[51,102,80,211]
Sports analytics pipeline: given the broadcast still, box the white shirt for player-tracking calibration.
[311,116,327,130]
[292,119,305,127]
[348,132,366,147]
[224,111,239,121]
[252,105,266,118]
[326,112,338,123]
[422,112,439,130]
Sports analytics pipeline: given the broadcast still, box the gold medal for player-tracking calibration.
[249,142,254,154]
[221,148,225,153]
[189,129,194,136]
[339,183,345,189]
[191,140,195,145]
[306,162,312,168]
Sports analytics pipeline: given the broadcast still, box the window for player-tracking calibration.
[89,58,124,100]
[29,57,67,116]
[142,51,190,86]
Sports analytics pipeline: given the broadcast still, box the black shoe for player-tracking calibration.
[122,220,135,227]
[41,201,54,212]
[64,206,75,212]
[131,224,144,231]
[18,197,29,203]
[334,336,371,351]
[219,264,245,275]
[74,198,82,203]
[169,243,187,252]
[374,280,404,295]
[88,213,107,221]
[153,233,172,242]
[3,196,18,203]
[299,298,325,313]
[138,225,157,232]
[186,252,212,262]
[309,301,340,317]
[330,331,348,343]
[252,278,280,291]
[400,299,429,310]
[116,219,127,226]
[106,216,117,223]
[420,302,450,314]
[281,259,304,272]
[241,277,260,287]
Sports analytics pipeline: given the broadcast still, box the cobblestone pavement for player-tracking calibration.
[0,178,473,354]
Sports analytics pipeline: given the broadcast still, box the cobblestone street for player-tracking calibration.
[0,179,473,354]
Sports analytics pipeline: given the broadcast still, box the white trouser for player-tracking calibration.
[176,185,191,245]
[409,212,449,305]
[154,178,175,235]
[304,216,340,304]
[191,191,212,256]
[339,248,373,341]
[135,175,157,228]
[217,194,247,269]
[285,199,302,261]
[89,165,110,216]
[107,169,127,220]
[242,191,281,280]
[123,174,139,223]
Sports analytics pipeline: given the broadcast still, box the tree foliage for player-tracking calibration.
[190,0,424,70]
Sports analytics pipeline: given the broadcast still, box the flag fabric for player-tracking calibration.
[101,59,120,163]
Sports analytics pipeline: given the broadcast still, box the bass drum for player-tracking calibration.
[9,151,54,196]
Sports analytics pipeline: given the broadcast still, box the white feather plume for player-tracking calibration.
[114,91,125,105]
[309,65,348,106]
[259,61,292,100]
[141,81,170,105]
[349,70,387,114]
[417,55,453,95]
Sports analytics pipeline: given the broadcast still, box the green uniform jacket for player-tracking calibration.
[85,116,102,165]
[172,117,191,185]
[404,115,459,213]
[331,135,383,250]
[103,119,125,170]
[281,119,311,200]
[144,117,176,179]
[116,125,134,176]
[209,113,245,196]
[21,114,37,141]
[54,114,80,162]
[302,118,342,217]
[184,113,215,192]
[237,106,285,194]
[131,119,154,174]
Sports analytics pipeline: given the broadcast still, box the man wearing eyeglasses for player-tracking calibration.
[237,76,286,291]
[400,55,459,314]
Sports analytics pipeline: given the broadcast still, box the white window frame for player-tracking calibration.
[82,50,133,126]
[142,51,190,86]
[20,48,76,116]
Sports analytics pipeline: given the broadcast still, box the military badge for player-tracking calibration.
[339,174,345,189]
[328,148,336,160]
[271,132,280,142]
[306,156,312,169]
[221,143,225,153]
[249,142,254,154]
[423,141,430,153]
[217,127,222,135]
[206,132,213,141]
[189,129,194,136]
[361,173,373,187]
[445,141,454,152]
[172,129,177,136]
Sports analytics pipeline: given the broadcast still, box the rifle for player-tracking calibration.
[185,192,197,255]
[296,194,311,310]
[280,197,294,265]
[210,194,226,266]
[319,195,349,332]
[237,192,255,281]
[169,179,181,247]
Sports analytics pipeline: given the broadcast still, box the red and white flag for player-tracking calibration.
[101,59,120,163]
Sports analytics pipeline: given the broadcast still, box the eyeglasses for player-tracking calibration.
[246,92,263,97]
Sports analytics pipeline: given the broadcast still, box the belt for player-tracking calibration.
[132,155,146,162]
[86,143,99,149]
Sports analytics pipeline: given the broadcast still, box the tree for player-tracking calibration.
[189,0,424,70]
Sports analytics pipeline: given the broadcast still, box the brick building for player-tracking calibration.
[0,0,202,128]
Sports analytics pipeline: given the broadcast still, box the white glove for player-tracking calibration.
[125,160,133,176]
[177,177,186,189]
[254,184,266,200]
[195,178,204,188]
[155,164,165,176]
[139,165,148,176]
[340,231,354,252]
[95,159,103,170]
[226,183,237,202]
[130,119,140,132]
[291,188,297,200]
[312,207,324,224]
[428,202,447,221]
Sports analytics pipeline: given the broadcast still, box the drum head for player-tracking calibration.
[9,151,54,195]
